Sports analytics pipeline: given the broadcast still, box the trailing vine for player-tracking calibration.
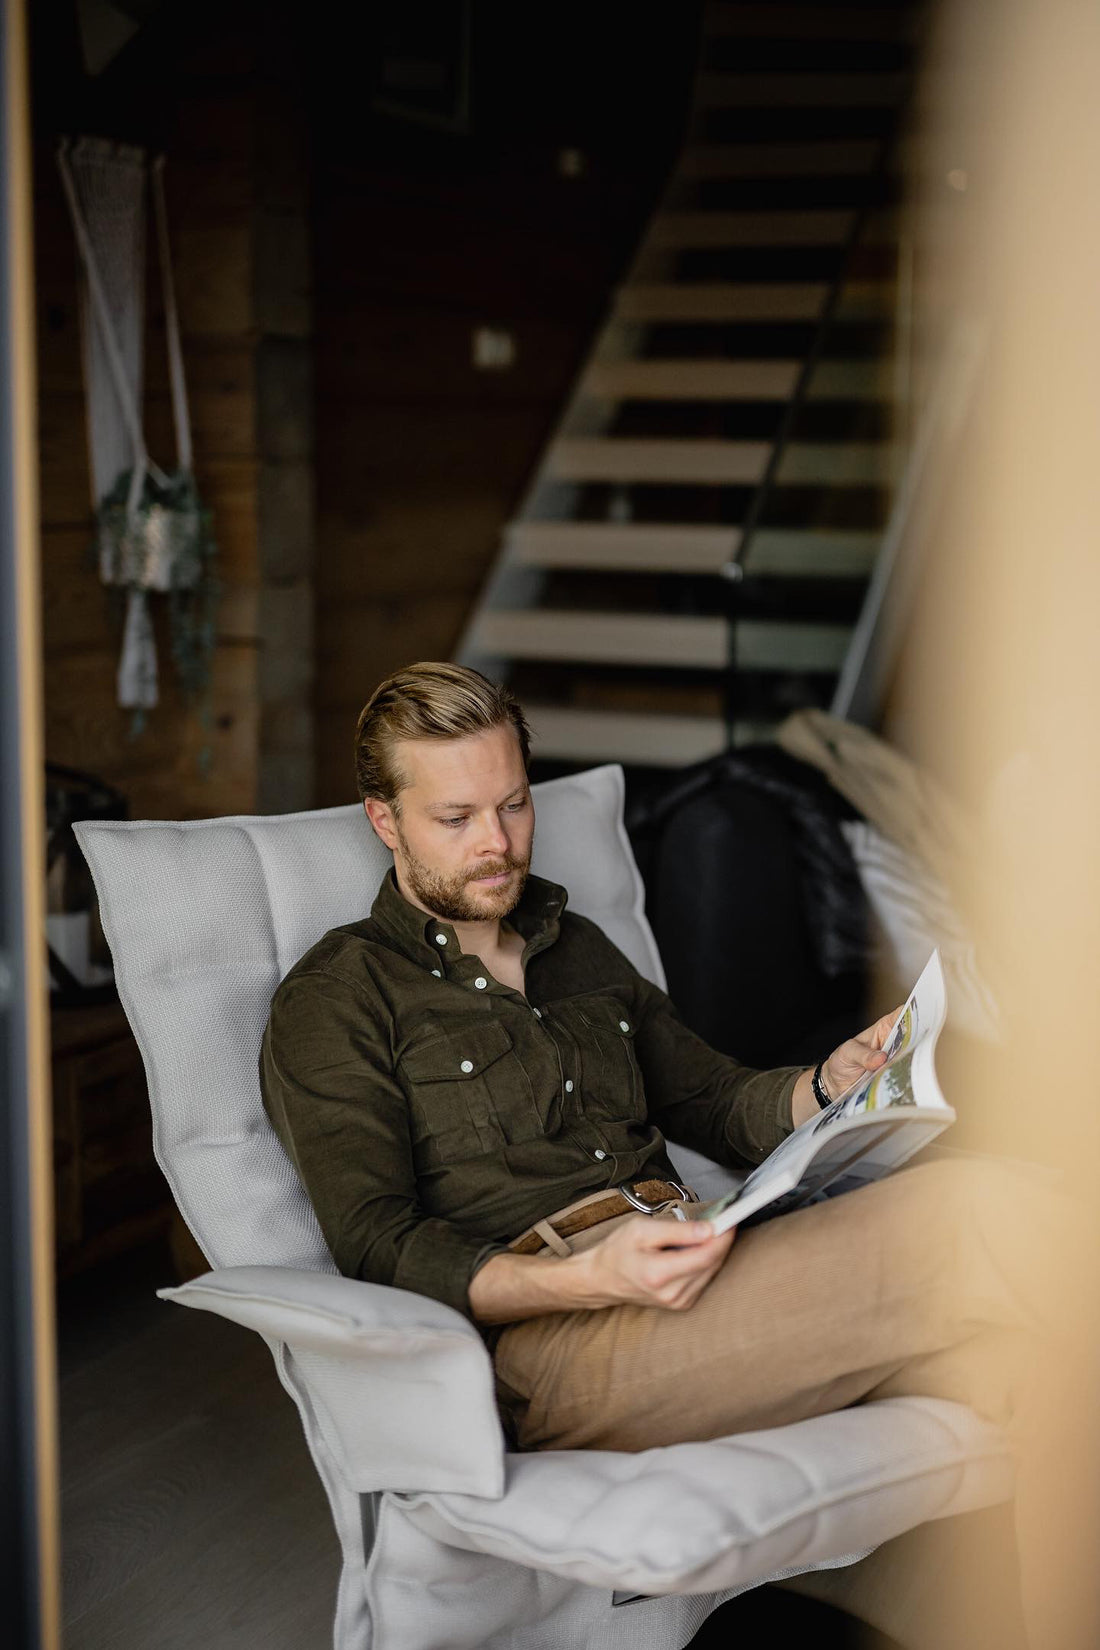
[95,467,220,758]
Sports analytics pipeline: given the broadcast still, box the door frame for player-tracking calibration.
[0,0,61,1643]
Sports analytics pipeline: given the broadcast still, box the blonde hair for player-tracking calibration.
[354,662,531,805]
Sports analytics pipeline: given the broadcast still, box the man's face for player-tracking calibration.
[365,723,535,923]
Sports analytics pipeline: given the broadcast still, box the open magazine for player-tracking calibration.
[690,951,953,1234]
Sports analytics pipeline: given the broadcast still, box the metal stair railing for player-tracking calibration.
[721,125,914,746]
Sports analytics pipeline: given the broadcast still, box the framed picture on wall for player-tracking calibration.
[370,0,472,133]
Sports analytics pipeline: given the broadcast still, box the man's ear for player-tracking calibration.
[363,796,400,852]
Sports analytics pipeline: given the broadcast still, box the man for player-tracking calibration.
[261,663,1059,1642]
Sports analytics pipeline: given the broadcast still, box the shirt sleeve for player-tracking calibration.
[260,968,507,1321]
[630,972,802,1170]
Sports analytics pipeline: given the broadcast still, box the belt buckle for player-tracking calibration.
[617,1180,695,1222]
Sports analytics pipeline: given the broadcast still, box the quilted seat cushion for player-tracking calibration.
[400,1397,1014,1597]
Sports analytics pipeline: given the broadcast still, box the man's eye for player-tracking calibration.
[441,817,467,828]
[504,800,528,813]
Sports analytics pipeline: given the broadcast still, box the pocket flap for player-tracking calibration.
[400,1020,514,1084]
[576,997,636,1038]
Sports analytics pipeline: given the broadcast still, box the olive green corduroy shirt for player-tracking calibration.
[260,870,801,1321]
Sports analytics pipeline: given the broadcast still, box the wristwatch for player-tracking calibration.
[811,1060,833,1110]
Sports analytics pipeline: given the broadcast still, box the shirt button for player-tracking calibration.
[565,1079,574,1093]
[435,933,448,946]
[431,969,442,978]
[594,1149,608,1161]
[460,1059,474,1074]
[619,1020,630,1032]
[474,976,488,990]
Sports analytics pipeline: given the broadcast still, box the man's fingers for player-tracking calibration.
[599,1214,734,1309]
[633,1215,717,1250]
[838,1032,889,1073]
[646,1231,733,1287]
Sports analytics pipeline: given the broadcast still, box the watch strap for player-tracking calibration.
[811,1060,833,1110]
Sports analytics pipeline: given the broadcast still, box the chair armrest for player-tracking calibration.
[159,1265,505,1498]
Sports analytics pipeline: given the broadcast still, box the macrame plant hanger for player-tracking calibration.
[58,137,215,731]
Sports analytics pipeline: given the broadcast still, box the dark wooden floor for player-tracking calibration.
[58,1242,340,1649]
[57,1242,867,1650]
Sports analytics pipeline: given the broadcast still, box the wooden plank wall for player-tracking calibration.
[253,64,316,816]
[31,0,695,816]
[32,8,278,821]
[310,3,698,804]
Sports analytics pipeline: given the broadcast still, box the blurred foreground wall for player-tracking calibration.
[891,0,1100,1639]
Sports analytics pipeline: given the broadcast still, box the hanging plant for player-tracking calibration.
[95,466,220,738]
[59,138,220,764]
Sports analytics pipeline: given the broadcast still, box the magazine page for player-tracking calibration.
[691,952,953,1233]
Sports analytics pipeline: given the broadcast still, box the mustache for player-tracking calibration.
[466,854,527,880]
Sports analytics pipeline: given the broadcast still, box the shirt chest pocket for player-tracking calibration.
[575,996,644,1122]
[398,1020,537,1166]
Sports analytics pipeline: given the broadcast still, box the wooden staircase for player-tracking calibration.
[459,0,922,768]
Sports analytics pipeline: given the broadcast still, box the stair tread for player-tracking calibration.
[584,359,801,400]
[550,438,772,484]
[776,440,899,484]
[697,71,906,107]
[526,705,740,767]
[508,522,880,577]
[807,357,897,398]
[832,279,897,319]
[745,527,881,576]
[677,140,881,178]
[648,208,856,248]
[583,357,894,402]
[549,436,896,487]
[617,281,893,321]
[473,609,852,671]
[617,282,828,321]
[509,522,742,573]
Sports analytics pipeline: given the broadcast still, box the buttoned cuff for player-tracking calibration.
[392,1221,511,1323]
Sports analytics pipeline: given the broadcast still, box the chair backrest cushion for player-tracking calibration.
[75,763,664,1271]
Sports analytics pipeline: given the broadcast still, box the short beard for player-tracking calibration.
[396,829,530,923]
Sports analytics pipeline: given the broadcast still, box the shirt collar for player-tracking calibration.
[370,866,567,969]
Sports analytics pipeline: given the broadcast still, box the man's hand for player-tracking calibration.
[791,1005,904,1125]
[822,1006,904,1099]
[468,1215,734,1324]
[579,1215,735,1312]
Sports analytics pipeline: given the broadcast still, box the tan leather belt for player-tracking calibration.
[508,1178,697,1258]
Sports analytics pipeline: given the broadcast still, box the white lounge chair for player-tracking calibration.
[74,763,1013,1650]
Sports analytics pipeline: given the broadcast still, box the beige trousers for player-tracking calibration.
[494,1156,1055,1453]
[494,1156,1078,1649]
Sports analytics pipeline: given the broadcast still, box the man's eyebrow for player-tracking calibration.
[426,784,528,813]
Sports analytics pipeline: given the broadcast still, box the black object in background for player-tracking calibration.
[44,761,125,1005]
[628,748,870,1071]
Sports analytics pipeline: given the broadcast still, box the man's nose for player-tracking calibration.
[473,811,509,856]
